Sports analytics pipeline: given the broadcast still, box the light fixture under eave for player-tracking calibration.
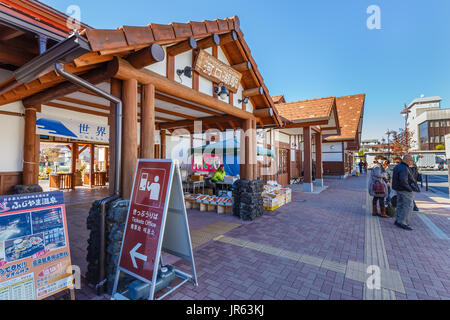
[214,82,229,100]
[176,66,192,79]
[238,97,250,104]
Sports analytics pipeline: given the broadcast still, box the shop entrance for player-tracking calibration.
[278,148,290,186]
[39,140,109,192]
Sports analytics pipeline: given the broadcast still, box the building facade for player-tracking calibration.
[405,95,450,151]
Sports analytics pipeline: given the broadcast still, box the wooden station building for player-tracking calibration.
[0,1,284,199]
[270,94,365,189]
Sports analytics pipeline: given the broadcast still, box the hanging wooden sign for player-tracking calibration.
[194,49,242,93]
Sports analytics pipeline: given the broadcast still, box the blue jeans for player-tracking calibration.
[396,191,414,225]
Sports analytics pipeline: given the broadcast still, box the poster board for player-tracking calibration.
[445,134,450,159]
[0,191,73,300]
[112,159,197,300]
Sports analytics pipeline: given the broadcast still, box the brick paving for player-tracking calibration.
[60,176,450,300]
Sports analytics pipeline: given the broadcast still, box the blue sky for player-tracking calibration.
[43,0,450,141]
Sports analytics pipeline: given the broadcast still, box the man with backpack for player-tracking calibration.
[392,155,418,230]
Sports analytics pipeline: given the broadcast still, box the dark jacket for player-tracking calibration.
[409,164,421,183]
[392,162,415,192]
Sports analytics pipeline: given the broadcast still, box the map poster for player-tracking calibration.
[0,191,73,300]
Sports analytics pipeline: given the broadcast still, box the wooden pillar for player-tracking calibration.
[160,129,166,159]
[315,132,323,186]
[23,106,38,185]
[71,142,78,189]
[252,119,257,180]
[140,84,156,159]
[109,78,122,195]
[122,78,138,200]
[90,144,95,188]
[303,126,313,192]
[240,119,253,180]
[34,134,40,185]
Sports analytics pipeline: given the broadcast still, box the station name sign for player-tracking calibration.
[194,49,242,93]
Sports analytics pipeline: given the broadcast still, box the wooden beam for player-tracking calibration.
[0,27,25,41]
[242,87,264,98]
[196,34,220,49]
[23,63,118,107]
[0,110,24,117]
[79,145,89,154]
[0,43,35,66]
[73,52,115,68]
[282,120,329,128]
[44,102,109,118]
[155,93,222,117]
[140,84,155,159]
[232,61,252,73]
[166,54,174,81]
[159,115,239,130]
[111,57,255,120]
[127,43,165,69]
[154,107,196,120]
[58,97,110,111]
[219,31,238,45]
[166,37,197,56]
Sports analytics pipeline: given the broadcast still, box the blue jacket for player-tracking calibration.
[392,162,414,192]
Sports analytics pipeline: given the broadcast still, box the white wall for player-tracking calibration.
[174,50,193,88]
[0,102,25,172]
[322,142,343,162]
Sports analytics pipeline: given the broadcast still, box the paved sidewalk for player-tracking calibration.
[162,175,450,300]
[65,176,450,300]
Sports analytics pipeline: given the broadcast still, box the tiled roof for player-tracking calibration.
[325,94,365,141]
[274,97,335,123]
[272,95,285,104]
[85,17,241,52]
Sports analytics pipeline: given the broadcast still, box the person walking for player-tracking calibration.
[359,161,364,175]
[392,155,417,230]
[369,160,390,218]
[409,162,421,212]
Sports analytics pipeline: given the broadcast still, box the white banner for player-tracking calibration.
[445,134,450,159]
[36,114,109,143]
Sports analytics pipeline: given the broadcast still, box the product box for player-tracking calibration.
[191,175,204,181]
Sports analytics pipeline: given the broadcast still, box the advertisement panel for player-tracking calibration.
[0,191,73,300]
[36,113,109,143]
[192,153,222,172]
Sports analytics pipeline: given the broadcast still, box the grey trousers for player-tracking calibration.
[396,191,414,225]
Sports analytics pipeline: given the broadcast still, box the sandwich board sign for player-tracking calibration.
[0,191,74,300]
[112,159,197,300]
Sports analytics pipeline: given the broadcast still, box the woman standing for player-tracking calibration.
[369,161,390,218]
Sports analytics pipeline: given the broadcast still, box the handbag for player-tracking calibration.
[373,181,386,195]
[386,202,396,217]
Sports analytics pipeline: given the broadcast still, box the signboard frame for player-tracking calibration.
[0,191,74,300]
[111,159,197,300]
[194,49,242,93]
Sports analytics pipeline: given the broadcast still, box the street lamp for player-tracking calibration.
[400,104,411,130]
[386,130,392,159]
